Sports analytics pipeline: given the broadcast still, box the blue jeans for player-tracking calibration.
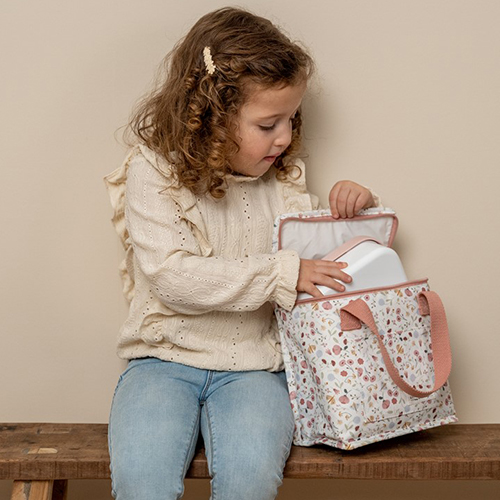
[108,357,294,500]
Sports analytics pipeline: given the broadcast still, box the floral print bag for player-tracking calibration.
[273,208,457,450]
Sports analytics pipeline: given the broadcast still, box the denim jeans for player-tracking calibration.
[108,357,294,500]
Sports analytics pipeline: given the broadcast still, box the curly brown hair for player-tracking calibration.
[127,7,314,198]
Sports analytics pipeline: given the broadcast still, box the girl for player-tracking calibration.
[104,7,380,500]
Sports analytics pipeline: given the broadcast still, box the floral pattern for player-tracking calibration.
[275,281,457,450]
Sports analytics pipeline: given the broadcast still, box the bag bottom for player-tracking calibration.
[293,414,458,450]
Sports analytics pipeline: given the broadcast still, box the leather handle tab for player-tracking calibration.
[340,291,452,398]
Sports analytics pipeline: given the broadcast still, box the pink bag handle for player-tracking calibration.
[340,291,452,398]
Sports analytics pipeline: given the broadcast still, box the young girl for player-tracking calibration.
[105,7,380,500]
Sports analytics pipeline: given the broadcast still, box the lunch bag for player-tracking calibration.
[272,208,457,450]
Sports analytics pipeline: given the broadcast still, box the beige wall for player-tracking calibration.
[1,0,499,498]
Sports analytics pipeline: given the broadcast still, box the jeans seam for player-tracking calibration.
[203,401,218,500]
[179,408,203,486]
[108,374,124,499]
[199,370,214,402]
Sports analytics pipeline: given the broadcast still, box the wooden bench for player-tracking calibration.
[1,423,499,499]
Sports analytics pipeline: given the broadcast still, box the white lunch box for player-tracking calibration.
[272,208,408,301]
[302,235,408,299]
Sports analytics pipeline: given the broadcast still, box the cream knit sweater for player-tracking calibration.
[104,145,376,372]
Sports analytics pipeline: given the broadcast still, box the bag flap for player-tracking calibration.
[273,207,398,259]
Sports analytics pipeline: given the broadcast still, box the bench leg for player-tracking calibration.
[11,481,54,500]
[51,481,67,500]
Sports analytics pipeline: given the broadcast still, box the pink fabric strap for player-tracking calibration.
[340,291,452,398]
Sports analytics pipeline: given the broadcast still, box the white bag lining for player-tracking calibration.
[278,212,398,259]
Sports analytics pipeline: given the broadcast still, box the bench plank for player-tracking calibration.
[1,423,499,481]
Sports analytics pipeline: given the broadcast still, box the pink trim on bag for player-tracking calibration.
[322,236,382,261]
[277,213,399,251]
[295,278,429,305]
[339,291,452,399]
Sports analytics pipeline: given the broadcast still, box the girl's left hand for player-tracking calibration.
[329,180,375,219]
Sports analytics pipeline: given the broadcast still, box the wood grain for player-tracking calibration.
[1,423,499,481]
[11,480,53,500]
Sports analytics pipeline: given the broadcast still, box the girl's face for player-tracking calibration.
[230,81,307,177]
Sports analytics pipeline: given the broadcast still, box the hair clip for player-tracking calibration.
[203,46,217,75]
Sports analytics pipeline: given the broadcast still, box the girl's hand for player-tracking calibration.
[329,181,375,219]
[297,259,351,298]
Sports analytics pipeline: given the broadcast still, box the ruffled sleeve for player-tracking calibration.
[103,147,141,303]
[136,145,213,255]
[280,159,320,212]
[104,145,217,304]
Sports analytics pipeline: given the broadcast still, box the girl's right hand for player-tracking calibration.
[297,259,351,298]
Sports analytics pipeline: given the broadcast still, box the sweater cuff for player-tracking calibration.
[366,186,383,208]
[272,249,300,311]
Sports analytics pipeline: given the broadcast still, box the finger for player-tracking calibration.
[336,187,350,219]
[346,190,360,218]
[334,261,349,268]
[326,269,352,284]
[321,254,349,266]
[318,277,347,293]
[315,263,352,282]
[329,184,342,219]
[353,190,368,214]
[311,269,352,289]
[303,283,324,298]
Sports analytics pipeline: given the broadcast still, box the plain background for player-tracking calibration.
[1,0,499,498]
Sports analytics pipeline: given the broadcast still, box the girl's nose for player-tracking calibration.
[274,124,292,148]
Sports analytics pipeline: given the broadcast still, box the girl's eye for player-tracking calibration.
[259,124,275,131]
